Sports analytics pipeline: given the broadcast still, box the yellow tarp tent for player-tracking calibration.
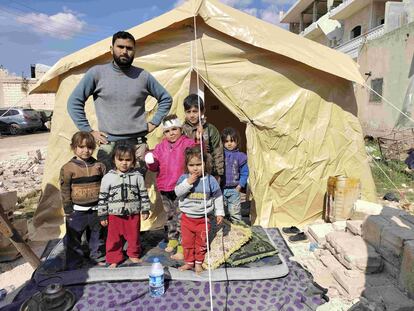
[30,0,376,240]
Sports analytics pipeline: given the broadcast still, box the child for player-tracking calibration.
[145,114,197,259]
[221,127,249,222]
[175,146,224,273]
[181,94,224,179]
[98,142,150,268]
[60,131,106,269]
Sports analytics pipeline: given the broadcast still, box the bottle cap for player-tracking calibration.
[153,257,159,263]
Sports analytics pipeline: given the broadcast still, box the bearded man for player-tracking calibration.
[68,31,172,170]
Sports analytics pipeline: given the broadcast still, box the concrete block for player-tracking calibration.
[346,220,363,236]
[316,249,345,271]
[400,213,414,227]
[362,286,414,311]
[332,269,365,298]
[0,191,17,212]
[399,240,414,299]
[362,215,391,250]
[326,231,383,273]
[379,224,414,267]
[354,199,383,215]
[308,223,334,245]
[332,221,347,231]
[383,257,399,279]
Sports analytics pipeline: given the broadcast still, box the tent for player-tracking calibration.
[29,0,376,240]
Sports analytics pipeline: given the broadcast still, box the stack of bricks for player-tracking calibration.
[0,191,28,262]
[301,208,414,310]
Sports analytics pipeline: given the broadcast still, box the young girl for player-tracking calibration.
[98,142,150,268]
[60,131,106,269]
[145,114,197,259]
[221,127,249,222]
[175,146,224,273]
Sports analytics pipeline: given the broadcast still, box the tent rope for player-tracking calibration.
[192,12,215,311]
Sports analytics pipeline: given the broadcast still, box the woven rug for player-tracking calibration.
[2,229,327,311]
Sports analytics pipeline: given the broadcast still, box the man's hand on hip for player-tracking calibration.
[147,123,156,133]
[91,130,108,144]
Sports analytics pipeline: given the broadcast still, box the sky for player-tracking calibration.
[0,0,295,77]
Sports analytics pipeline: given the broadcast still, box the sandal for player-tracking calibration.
[288,232,308,243]
[282,226,301,235]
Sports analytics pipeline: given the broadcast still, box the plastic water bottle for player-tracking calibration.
[149,257,164,297]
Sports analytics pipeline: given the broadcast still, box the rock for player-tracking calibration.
[379,223,414,267]
[362,215,391,250]
[308,223,335,245]
[347,220,363,236]
[332,269,366,298]
[399,240,414,299]
[326,231,383,273]
[362,286,414,311]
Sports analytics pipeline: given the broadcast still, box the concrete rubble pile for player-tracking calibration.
[291,202,414,310]
[0,149,45,209]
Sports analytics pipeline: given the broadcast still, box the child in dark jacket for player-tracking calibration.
[221,127,249,222]
[60,131,106,269]
[145,114,197,259]
[98,142,150,268]
[181,94,224,179]
[175,146,224,273]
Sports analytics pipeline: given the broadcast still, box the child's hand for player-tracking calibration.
[196,124,204,141]
[100,220,108,227]
[216,216,224,225]
[141,213,149,221]
[235,185,242,192]
[187,172,199,185]
[144,152,155,164]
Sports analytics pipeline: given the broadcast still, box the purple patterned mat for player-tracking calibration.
[1,229,327,311]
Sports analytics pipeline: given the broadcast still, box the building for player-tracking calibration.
[281,0,414,136]
[0,65,55,111]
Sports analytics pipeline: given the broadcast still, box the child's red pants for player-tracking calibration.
[181,213,210,265]
[106,214,141,264]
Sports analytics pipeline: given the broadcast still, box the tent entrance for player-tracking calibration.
[204,88,247,152]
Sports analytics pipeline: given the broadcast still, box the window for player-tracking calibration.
[9,110,19,116]
[370,78,383,103]
[350,25,361,39]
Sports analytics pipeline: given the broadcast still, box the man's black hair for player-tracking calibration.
[183,94,205,111]
[112,31,136,46]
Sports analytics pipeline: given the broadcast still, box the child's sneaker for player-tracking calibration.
[165,239,179,253]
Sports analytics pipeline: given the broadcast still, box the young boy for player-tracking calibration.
[60,131,106,269]
[181,94,224,179]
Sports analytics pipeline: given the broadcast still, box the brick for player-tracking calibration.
[399,240,414,299]
[362,286,414,311]
[346,220,363,236]
[332,269,365,298]
[0,191,17,212]
[379,224,414,267]
[326,232,382,273]
[362,215,391,250]
[332,221,347,231]
[307,223,334,245]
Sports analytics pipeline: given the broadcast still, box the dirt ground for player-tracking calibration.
[0,132,49,161]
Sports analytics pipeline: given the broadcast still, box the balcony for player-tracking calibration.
[300,21,321,38]
[335,24,384,58]
[330,0,371,20]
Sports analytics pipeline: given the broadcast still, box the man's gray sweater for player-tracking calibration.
[67,62,172,141]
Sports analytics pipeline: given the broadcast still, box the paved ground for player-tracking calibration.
[0,132,49,161]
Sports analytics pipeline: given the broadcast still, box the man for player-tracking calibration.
[68,31,172,170]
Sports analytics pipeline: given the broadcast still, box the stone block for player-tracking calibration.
[379,224,414,267]
[307,223,334,245]
[332,221,347,231]
[354,199,383,215]
[400,213,414,227]
[0,191,17,212]
[362,286,414,311]
[383,257,399,279]
[399,240,414,299]
[326,231,383,273]
[362,215,391,250]
[332,269,365,298]
[346,220,363,236]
